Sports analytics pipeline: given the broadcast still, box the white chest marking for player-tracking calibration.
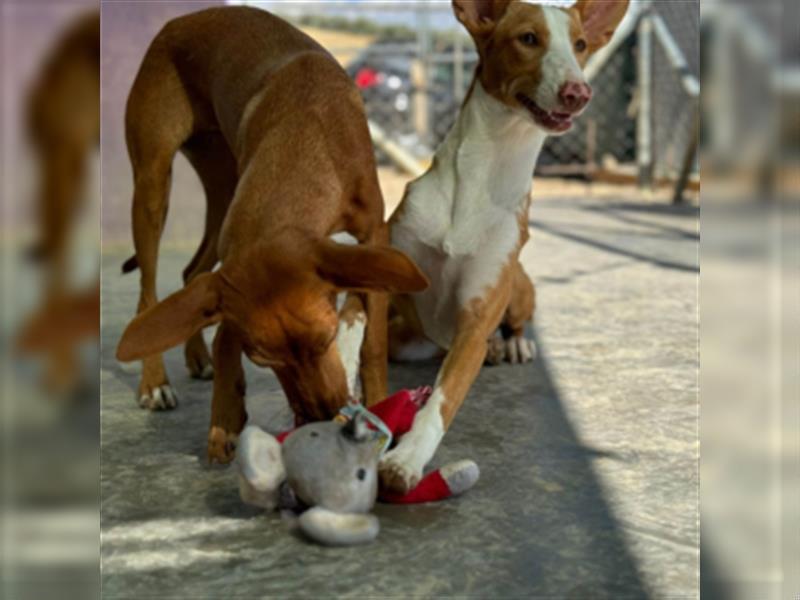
[336,312,366,397]
[392,82,549,347]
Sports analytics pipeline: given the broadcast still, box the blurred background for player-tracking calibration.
[1,1,100,599]
[102,0,700,248]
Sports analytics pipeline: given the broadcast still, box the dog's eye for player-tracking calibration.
[356,468,366,481]
[575,39,587,52]
[519,32,538,46]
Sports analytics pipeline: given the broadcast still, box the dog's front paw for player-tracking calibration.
[138,383,178,410]
[379,450,422,494]
[208,426,239,464]
[185,335,214,380]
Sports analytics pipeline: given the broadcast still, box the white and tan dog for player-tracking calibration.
[374,0,629,493]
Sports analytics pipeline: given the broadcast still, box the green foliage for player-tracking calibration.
[284,12,470,46]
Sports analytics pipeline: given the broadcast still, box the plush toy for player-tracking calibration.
[236,387,479,545]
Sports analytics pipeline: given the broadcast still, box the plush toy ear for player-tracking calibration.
[452,0,513,39]
[298,506,380,546]
[236,425,285,510]
[573,0,630,54]
[116,272,221,362]
[315,240,429,294]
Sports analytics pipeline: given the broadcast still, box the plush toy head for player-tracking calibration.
[237,413,384,545]
[237,390,481,546]
[282,414,380,513]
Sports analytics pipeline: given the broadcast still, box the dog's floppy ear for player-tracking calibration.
[315,240,429,294]
[452,0,513,38]
[573,0,630,54]
[116,272,222,362]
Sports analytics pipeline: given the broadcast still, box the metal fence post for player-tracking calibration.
[637,12,654,189]
[413,6,432,147]
[673,101,699,204]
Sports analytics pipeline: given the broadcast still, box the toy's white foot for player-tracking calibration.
[236,425,284,510]
[138,384,177,410]
[440,460,480,496]
[486,335,536,365]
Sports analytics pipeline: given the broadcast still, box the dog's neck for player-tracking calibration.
[433,79,549,254]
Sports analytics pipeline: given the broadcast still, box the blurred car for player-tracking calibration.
[347,43,475,159]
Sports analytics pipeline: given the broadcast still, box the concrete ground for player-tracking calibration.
[100,193,699,598]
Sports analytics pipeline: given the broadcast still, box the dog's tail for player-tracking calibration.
[121,254,138,274]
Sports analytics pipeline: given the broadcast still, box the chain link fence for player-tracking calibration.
[648,0,700,187]
[281,1,699,194]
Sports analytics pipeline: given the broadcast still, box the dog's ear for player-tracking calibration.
[452,0,513,39]
[315,240,429,294]
[116,272,221,362]
[15,283,100,354]
[573,0,630,54]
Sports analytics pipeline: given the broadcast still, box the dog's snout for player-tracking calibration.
[558,81,592,112]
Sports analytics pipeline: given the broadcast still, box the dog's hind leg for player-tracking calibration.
[486,260,537,365]
[180,133,238,380]
[388,295,443,363]
[125,51,193,410]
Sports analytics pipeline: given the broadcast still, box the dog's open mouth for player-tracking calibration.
[516,93,574,133]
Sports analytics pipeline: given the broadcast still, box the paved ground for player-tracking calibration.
[100,194,699,598]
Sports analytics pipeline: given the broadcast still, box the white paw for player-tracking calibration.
[379,446,424,495]
[379,392,444,494]
[486,336,536,365]
[138,384,178,411]
[198,364,214,380]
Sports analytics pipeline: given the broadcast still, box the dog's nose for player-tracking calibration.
[558,81,592,112]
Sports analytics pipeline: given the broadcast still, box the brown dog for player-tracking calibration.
[115,7,427,462]
[380,0,629,492]
[18,10,100,394]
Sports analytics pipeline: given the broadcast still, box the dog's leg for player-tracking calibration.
[208,322,247,464]
[130,158,179,410]
[487,260,537,365]
[36,140,91,395]
[181,235,216,380]
[180,134,237,380]
[388,295,443,363]
[380,284,510,493]
[360,290,389,407]
[357,223,391,407]
[126,57,193,410]
[336,293,367,400]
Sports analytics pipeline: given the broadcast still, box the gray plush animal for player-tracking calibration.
[237,408,479,545]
